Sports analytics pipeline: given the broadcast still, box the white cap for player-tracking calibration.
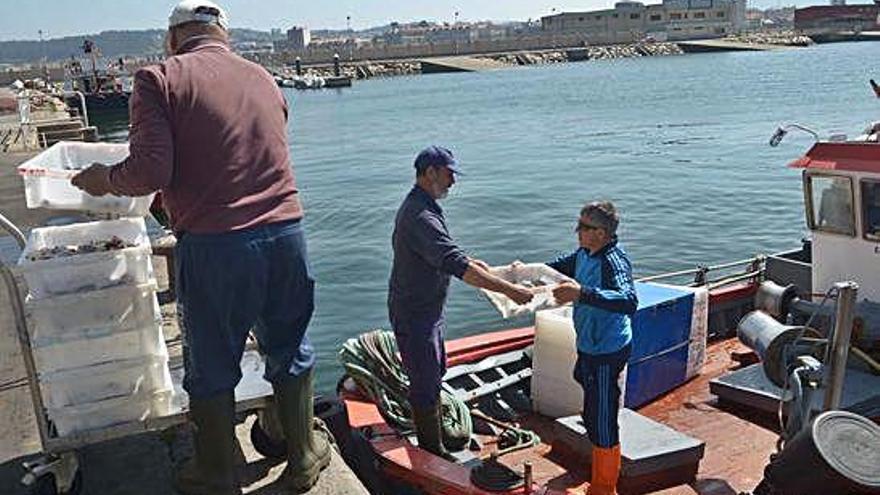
[169,0,229,30]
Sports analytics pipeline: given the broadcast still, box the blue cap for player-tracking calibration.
[414,146,463,175]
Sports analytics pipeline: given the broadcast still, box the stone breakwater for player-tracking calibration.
[272,33,808,82]
[483,42,684,65]
[274,42,686,81]
[724,31,814,47]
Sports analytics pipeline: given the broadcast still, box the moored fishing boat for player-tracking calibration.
[326,122,880,495]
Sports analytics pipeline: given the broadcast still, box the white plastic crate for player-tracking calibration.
[17,217,154,298]
[17,141,155,216]
[27,281,160,347]
[34,320,167,375]
[49,389,172,437]
[41,354,171,409]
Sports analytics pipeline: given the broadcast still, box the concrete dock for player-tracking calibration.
[677,39,788,53]
[0,151,368,495]
[420,55,510,74]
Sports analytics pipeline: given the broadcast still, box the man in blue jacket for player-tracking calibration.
[548,201,637,495]
[389,146,533,459]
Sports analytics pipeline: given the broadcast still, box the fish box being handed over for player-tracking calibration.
[481,262,573,318]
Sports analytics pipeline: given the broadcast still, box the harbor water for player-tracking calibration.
[99,41,879,393]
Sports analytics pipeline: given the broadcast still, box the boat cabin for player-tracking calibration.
[789,141,880,303]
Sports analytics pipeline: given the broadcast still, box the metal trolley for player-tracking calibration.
[0,213,284,495]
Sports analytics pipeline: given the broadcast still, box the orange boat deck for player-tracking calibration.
[344,330,779,495]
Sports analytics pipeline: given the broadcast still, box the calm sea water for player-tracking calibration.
[99,42,879,393]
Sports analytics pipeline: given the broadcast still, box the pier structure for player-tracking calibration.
[419,56,510,74]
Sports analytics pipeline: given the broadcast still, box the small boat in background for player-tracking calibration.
[62,40,131,120]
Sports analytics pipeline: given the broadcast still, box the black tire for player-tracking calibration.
[314,395,351,457]
[64,470,83,495]
[250,418,286,461]
[29,473,58,495]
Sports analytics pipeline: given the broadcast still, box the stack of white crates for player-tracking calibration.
[16,142,171,436]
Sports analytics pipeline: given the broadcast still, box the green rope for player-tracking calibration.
[339,329,473,450]
[340,329,542,457]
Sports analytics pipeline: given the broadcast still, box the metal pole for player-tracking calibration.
[0,212,26,249]
[0,222,51,451]
[822,281,858,411]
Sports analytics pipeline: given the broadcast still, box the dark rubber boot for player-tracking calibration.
[173,392,241,495]
[273,368,332,493]
[412,403,454,460]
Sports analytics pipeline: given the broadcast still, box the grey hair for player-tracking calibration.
[581,201,619,236]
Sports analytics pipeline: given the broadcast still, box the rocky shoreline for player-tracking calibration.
[723,30,814,47]
[272,33,811,82]
[274,44,685,81]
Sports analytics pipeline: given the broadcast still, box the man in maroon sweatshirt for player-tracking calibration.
[72,2,329,493]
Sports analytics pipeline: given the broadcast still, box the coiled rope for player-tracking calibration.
[340,329,541,459]
[339,329,472,450]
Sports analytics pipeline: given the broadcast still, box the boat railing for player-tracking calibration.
[637,256,764,288]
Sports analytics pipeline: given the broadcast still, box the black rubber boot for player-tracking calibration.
[273,368,332,493]
[174,392,241,495]
[412,402,454,460]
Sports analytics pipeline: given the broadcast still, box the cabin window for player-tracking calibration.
[807,174,855,236]
[862,180,880,241]
[650,14,662,21]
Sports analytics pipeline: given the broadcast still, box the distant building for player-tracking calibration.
[794,4,880,33]
[287,26,311,50]
[424,26,475,44]
[541,0,746,43]
[273,26,311,53]
[377,20,509,45]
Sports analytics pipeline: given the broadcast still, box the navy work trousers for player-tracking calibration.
[175,220,316,399]
[390,308,447,409]
[573,343,632,448]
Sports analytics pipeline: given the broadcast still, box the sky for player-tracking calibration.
[0,0,826,41]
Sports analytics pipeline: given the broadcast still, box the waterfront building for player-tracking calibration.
[377,21,510,46]
[540,0,747,43]
[794,4,880,34]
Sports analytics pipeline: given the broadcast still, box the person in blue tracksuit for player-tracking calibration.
[547,200,637,495]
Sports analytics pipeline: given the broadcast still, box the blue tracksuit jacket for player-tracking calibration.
[547,238,638,355]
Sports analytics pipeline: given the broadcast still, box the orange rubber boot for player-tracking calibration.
[586,444,621,495]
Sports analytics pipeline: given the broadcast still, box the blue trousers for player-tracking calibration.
[175,220,316,399]
[573,344,631,448]
[390,308,446,409]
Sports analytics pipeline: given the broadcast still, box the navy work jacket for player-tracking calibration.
[388,186,470,325]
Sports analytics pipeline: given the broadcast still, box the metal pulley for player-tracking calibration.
[737,310,811,387]
[754,280,800,319]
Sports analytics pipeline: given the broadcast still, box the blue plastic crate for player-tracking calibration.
[624,283,695,408]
